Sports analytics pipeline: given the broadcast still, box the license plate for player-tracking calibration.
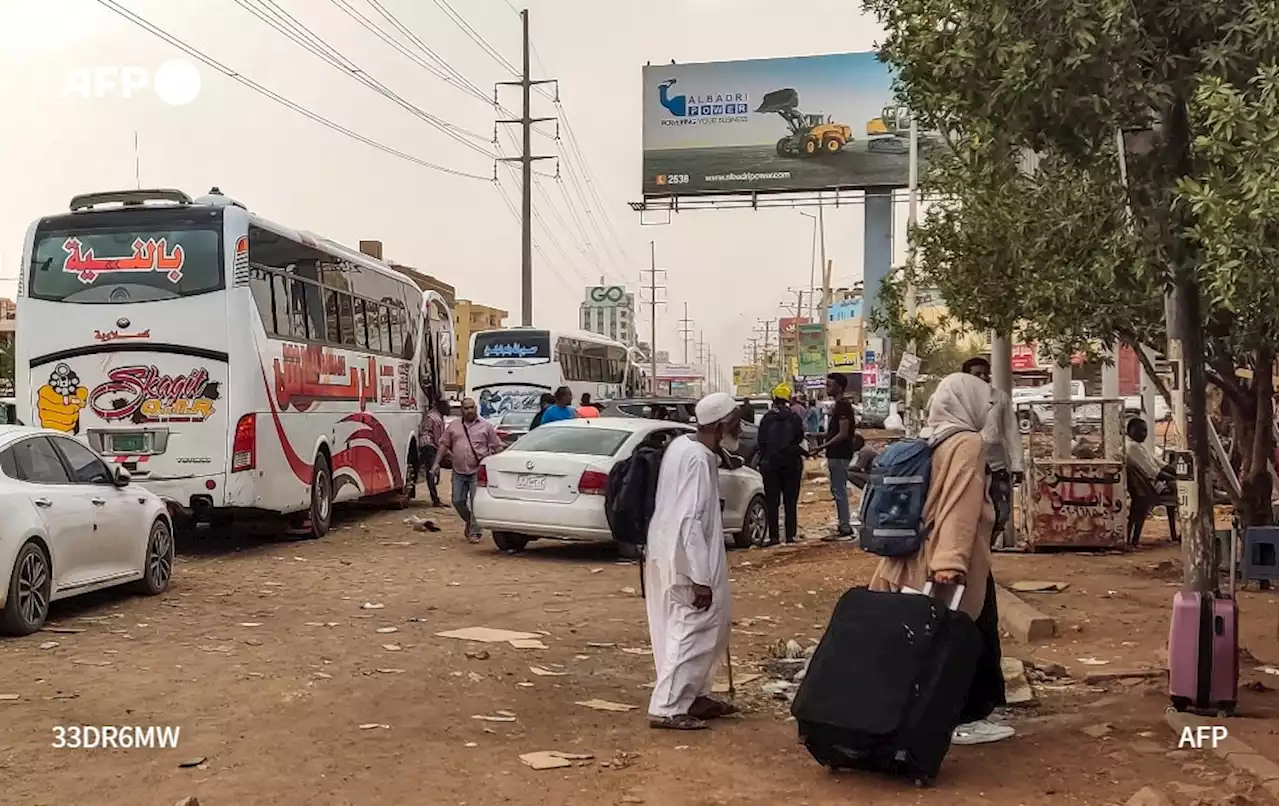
[111,434,146,453]
[516,474,547,491]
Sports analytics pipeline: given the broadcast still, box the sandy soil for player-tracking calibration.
[0,470,1274,806]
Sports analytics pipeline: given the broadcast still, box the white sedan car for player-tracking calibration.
[473,419,767,553]
[0,426,174,636]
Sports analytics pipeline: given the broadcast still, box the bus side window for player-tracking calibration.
[337,293,357,347]
[388,303,404,357]
[323,288,341,344]
[300,282,326,342]
[353,299,370,350]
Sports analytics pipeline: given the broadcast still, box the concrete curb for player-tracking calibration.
[1164,710,1280,799]
[996,583,1058,642]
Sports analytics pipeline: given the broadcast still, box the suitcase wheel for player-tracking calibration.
[1168,696,1191,713]
[913,777,934,788]
[1215,704,1236,718]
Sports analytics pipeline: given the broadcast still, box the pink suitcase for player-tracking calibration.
[1167,526,1239,716]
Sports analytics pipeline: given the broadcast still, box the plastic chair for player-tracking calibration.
[1240,526,1279,590]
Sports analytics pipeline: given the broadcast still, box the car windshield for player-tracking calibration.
[511,426,631,456]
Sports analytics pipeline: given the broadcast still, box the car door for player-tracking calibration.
[5,436,102,592]
[50,436,146,581]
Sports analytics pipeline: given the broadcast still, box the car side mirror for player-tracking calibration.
[112,465,131,487]
[721,451,744,470]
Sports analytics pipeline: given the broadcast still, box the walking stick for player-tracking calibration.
[725,641,735,699]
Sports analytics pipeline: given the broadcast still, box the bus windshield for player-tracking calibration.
[28,208,224,304]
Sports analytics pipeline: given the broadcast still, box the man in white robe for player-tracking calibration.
[645,392,741,730]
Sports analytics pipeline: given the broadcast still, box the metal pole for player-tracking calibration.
[649,241,658,392]
[904,118,920,431]
[807,215,817,320]
[519,9,533,327]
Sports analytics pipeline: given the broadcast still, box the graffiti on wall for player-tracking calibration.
[1027,462,1128,548]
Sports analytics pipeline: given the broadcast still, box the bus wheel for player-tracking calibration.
[304,455,333,539]
[396,448,419,509]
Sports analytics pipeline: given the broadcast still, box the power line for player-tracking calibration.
[95,0,490,181]
[232,0,494,155]
[492,176,574,294]
[556,103,633,265]
[363,0,508,109]
[326,0,494,106]
[429,0,520,75]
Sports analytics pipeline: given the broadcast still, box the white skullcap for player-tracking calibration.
[695,392,738,426]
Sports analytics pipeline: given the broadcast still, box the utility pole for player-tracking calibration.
[639,240,666,395]
[677,302,695,364]
[496,9,556,327]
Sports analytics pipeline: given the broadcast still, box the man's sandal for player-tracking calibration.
[648,714,708,730]
[689,696,738,719]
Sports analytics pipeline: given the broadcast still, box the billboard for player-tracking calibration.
[733,365,760,396]
[778,316,810,336]
[642,52,931,198]
[797,323,827,377]
[655,362,705,381]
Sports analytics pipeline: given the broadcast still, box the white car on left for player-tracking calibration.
[0,426,174,636]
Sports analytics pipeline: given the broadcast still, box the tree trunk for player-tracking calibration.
[1238,351,1277,528]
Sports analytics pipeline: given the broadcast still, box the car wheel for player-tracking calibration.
[136,518,174,596]
[306,454,333,539]
[2,541,51,636]
[1017,411,1034,435]
[736,495,767,549]
[493,532,529,552]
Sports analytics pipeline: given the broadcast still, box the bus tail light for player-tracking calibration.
[578,469,608,496]
[477,464,488,487]
[232,414,256,472]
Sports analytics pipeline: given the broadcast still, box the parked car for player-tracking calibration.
[596,397,759,468]
[491,410,536,446]
[0,426,173,635]
[472,419,766,553]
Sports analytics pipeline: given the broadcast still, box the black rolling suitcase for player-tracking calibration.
[790,584,982,786]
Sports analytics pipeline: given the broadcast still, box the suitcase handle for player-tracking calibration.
[920,580,966,611]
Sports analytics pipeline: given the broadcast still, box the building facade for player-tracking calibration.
[453,300,509,390]
[0,297,13,396]
[579,285,635,345]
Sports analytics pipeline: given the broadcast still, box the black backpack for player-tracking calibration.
[605,433,669,546]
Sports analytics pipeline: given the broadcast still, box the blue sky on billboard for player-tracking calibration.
[643,52,895,150]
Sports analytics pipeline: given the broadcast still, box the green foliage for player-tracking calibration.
[864,0,1277,524]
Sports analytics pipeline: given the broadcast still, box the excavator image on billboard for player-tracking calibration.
[755,88,853,157]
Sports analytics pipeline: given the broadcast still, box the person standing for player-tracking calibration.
[811,373,858,539]
[433,397,504,543]
[529,392,556,429]
[578,392,600,418]
[961,357,1023,546]
[645,392,741,730]
[804,397,822,452]
[868,372,1011,746]
[539,386,578,425]
[418,398,449,507]
[756,384,807,546]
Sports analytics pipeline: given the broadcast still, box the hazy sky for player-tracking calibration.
[0,0,910,385]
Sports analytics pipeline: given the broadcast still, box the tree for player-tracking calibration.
[864,0,1278,586]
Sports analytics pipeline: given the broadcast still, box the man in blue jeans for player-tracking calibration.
[433,398,505,542]
[810,373,858,540]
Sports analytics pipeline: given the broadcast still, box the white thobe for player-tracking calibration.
[645,435,732,718]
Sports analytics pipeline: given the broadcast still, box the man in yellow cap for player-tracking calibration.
[755,382,807,545]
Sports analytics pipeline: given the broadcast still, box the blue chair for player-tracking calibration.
[1240,526,1279,590]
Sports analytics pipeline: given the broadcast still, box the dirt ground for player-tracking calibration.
[0,468,1275,806]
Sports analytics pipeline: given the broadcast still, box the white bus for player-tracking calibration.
[16,187,456,538]
[465,328,631,416]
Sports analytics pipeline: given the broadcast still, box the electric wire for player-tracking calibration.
[95,0,491,181]
[232,0,494,155]
[326,0,492,106]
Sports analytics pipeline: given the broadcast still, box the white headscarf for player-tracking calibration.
[920,372,993,446]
